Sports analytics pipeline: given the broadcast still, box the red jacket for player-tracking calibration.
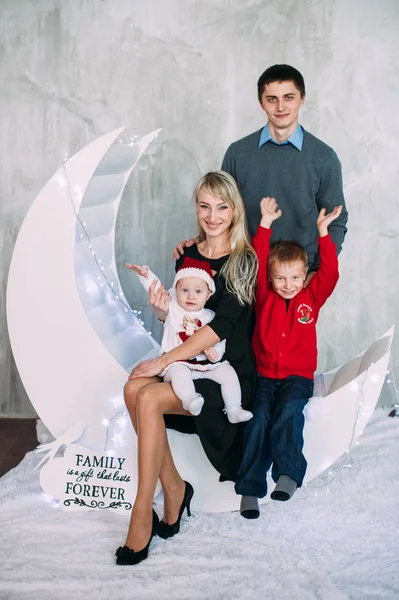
[252,226,339,381]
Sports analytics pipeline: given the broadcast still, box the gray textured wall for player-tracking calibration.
[1,0,399,417]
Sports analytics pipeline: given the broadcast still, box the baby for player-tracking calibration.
[126,257,253,424]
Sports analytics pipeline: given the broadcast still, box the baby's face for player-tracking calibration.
[270,260,307,299]
[176,276,211,311]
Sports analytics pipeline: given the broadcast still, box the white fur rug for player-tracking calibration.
[0,409,398,600]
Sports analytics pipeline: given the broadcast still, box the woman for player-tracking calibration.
[116,171,258,565]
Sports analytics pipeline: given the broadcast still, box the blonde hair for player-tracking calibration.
[194,171,258,305]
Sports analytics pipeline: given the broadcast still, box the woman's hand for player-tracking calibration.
[172,237,199,261]
[125,263,148,278]
[149,278,171,321]
[260,197,282,229]
[317,206,342,237]
[128,356,167,380]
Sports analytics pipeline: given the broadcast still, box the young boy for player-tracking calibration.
[126,257,253,424]
[235,197,342,518]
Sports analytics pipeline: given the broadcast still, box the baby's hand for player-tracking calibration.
[317,206,343,237]
[149,279,171,320]
[260,197,282,228]
[125,263,149,278]
[204,347,219,363]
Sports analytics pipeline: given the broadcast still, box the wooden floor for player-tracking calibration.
[0,418,38,478]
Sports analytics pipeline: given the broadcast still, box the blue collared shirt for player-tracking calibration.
[258,123,303,151]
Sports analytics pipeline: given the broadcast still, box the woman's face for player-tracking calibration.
[196,189,234,240]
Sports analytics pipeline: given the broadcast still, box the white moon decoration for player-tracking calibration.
[6,128,394,513]
[6,128,161,442]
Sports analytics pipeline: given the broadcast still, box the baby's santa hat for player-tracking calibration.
[173,257,215,295]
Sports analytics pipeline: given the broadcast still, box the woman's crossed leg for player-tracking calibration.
[123,378,190,551]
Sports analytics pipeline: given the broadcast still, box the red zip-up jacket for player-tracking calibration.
[253,226,339,381]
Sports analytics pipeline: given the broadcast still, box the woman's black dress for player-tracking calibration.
[164,244,256,481]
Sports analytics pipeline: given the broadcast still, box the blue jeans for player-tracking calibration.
[235,374,314,498]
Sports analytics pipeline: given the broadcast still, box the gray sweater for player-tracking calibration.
[221,127,348,271]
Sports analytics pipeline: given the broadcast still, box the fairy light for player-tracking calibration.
[60,155,148,318]
[112,397,125,409]
[42,492,60,507]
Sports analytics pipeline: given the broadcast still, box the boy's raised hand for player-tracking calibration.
[125,263,149,278]
[260,196,282,229]
[317,206,343,237]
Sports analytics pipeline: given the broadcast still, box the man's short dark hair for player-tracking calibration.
[257,64,306,102]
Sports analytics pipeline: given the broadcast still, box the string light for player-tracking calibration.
[60,131,162,343]
[61,156,144,317]
[42,492,60,507]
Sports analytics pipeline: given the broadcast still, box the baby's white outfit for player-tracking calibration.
[137,267,253,423]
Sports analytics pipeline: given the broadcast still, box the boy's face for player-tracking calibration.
[270,260,307,299]
[176,276,211,312]
[259,80,304,133]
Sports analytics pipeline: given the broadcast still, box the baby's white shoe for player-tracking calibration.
[225,407,253,424]
[183,394,204,416]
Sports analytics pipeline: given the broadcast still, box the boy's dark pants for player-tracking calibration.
[235,374,314,498]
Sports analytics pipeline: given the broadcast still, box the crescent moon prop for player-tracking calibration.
[7,128,161,440]
[7,128,393,513]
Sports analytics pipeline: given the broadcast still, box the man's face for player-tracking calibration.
[270,260,307,299]
[259,80,305,134]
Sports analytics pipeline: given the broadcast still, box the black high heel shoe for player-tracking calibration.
[157,481,194,539]
[115,509,159,565]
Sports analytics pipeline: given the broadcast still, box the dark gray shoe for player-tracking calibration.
[270,475,297,501]
[240,495,260,519]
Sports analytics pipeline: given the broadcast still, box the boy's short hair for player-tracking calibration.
[268,241,308,273]
[257,64,306,102]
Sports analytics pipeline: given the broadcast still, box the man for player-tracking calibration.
[222,64,348,281]
[221,64,347,519]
